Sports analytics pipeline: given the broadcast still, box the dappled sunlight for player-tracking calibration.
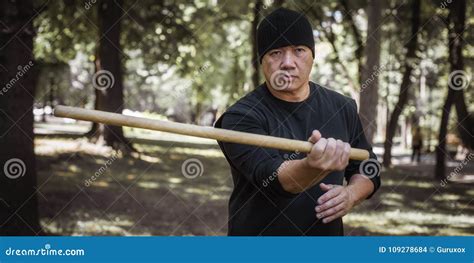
[169,147,224,158]
[433,194,461,202]
[74,219,134,235]
[382,179,436,189]
[126,174,136,180]
[34,136,473,236]
[68,164,81,173]
[56,171,76,178]
[168,177,183,184]
[35,138,117,157]
[380,199,403,207]
[184,187,212,196]
[137,181,161,189]
[41,217,151,236]
[92,181,110,188]
[384,193,404,201]
[450,174,474,183]
[346,210,473,235]
[131,152,162,163]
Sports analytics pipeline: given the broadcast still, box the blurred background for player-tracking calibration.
[0,0,473,236]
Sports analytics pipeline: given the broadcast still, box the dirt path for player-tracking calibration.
[35,136,474,236]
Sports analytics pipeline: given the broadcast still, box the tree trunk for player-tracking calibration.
[274,0,285,8]
[449,0,472,151]
[84,56,101,138]
[0,0,41,235]
[340,0,364,86]
[436,0,469,179]
[436,91,454,179]
[251,0,262,89]
[89,0,134,152]
[359,0,382,144]
[383,0,421,167]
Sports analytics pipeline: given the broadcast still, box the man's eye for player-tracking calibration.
[296,48,305,53]
[270,51,281,56]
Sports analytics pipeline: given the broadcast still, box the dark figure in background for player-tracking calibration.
[411,127,423,163]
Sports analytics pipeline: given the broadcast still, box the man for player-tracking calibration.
[411,126,423,163]
[215,8,380,236]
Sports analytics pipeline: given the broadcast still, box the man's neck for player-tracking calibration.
[266,81,310,102]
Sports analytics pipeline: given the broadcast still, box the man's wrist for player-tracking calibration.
[346,175,374,205]
[345,184,359,206]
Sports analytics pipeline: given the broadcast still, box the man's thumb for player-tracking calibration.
[308,130,322,143]
[320,183,333,191]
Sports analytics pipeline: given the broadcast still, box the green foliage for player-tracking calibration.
[32,0,473,133]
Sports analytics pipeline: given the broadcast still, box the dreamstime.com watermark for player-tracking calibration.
[92,70,115,91]
[84,153,118,187]
[174,62,212,99]
[440,0,453,9]
[3,158,26,179]
[0,61,34,96]
[448,70,471,91]
[181,158,204,179]
[360,64,387,93]
[269,70,293,91]
[4,243,85,257]
[84,0,97,10]
[440,152,473,187]
[263,151,300,187]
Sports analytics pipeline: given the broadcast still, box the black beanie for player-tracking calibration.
[257,8,315,63]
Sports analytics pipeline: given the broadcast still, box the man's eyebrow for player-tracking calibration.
[268,49,281,53]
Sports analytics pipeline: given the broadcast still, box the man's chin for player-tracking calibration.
[281,81,303,92]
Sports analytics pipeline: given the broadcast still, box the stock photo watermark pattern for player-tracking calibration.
[0,61,34,96]
[0,0,473,262]
[4,243,85,258]
[92,70,115,91]
[3,158,26,180]
[269,70,293,90]
[181,158,204,179]
[448,70,471,91]
[84,153,119,187]
[440,153,474,187]
[0,237,471,262]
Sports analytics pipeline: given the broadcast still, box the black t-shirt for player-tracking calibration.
[214,82,380,236]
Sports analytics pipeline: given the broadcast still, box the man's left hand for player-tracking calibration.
[315,183,355,224]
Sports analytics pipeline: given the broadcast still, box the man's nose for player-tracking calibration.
[280,51,296,69]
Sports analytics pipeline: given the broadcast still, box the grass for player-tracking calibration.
[35,135,474,236]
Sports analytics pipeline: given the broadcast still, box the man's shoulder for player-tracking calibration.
[312,82,354,103]
[311,82,357,111]
[221,86,267,118]
[214,86,266,128]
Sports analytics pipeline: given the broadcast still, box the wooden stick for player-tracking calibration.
[54,105,370,161]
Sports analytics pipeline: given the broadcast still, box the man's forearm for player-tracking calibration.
[346,174,375,206]
[277,159,329,194]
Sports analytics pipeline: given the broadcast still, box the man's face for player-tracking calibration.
[262,45,313,92]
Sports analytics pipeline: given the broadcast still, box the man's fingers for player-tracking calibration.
[316,201,345,220]
[308,130,322,144]
[310,137,327,159]
[317,184,342,204]
[322,209,347,224]
[323,138,336,158]
[340,142,350,166]
[315,194,344,213]
[319,183,333,191]
[332,139,344,166]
